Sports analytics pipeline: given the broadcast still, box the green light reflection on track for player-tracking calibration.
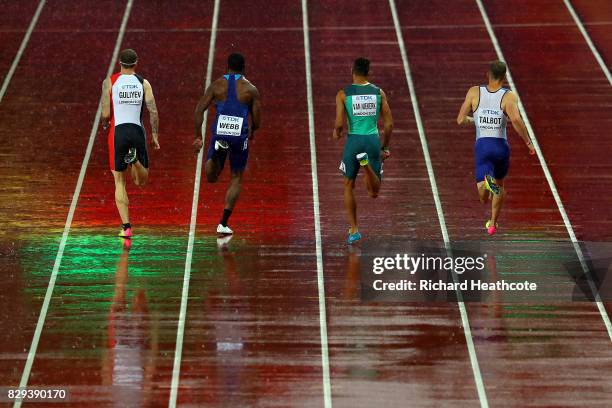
[19,230,235,315]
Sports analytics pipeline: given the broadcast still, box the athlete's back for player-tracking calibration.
[343,82,381,136]
[209,74,258,140]
[473,85,509,140]
[211,75,257,106]
[110,73,145,126]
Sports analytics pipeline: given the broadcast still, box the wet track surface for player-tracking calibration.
[0,0,611,407]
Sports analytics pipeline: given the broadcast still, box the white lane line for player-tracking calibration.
[0,0,46,104]
[13,1,134,406]
[301,1,332,407]
[475,0,612,341]
[167,0,220,406]
[563,0,612,86]
[388,1,490,407]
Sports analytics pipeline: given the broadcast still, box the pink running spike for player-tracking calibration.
[119,227,132,238]
[485,220,498,236]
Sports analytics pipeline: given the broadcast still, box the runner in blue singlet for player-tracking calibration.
[194,53,261,236]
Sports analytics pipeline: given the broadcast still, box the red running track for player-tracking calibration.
[20,1,223,405]
[308,0,480,406]
[570,0,612,65]
[177,0,325,406]
[0,1,40,87]
[0,0,127,389]
[0,0,611,407]
[484,0,612,241]
[395,0,612,406]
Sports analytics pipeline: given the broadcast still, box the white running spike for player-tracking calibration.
[216,223,233,235]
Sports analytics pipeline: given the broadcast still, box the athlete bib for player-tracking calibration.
[111,73,144,126]
[474,86,508,139]
[344,83,381,135]
[351,95,377,117]
[216,114,244,137]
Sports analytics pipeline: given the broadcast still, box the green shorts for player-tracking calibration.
[340,133,382,180]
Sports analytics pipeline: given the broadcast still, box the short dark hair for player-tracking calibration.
[489,60,507,80]
[119,49,138,67]
[228,53,245,72]
[353,57,370,76]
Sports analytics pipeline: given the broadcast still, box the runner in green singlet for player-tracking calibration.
[333,58,394,244]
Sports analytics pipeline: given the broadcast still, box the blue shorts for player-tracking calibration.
[474,137,509,182]
[206,135,249,172]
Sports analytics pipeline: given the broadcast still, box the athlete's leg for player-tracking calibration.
[206,137,228,183]
[205,159,222,183]
[342,136,362,242]
[362,134,382,198]
[344,177,358,233]
[475,139,497,202]
[489,140,509,226]
[112,170,129,224]
[217,170,244,229]
[490,179,505,226]
[225,170,243,211]
[130,131,149,186]
[130,161,148,186]
[110,125,134,236]
[219,139,249,229]
[477,181,490,204]
[362,164,381,198]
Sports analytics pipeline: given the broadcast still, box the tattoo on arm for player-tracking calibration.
[144,81,159,137]
[146,97,159,136]
[101,79,111,119]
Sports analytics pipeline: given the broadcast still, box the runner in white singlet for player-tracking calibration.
[101,49,160,238]
[456,60,534,235]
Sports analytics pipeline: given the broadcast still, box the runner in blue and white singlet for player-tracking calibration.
[473,85,510,185]
[456,60,534,236]
[193,53,261,236]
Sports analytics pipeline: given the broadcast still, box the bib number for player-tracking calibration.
[477,109,504,131]
[351,95,377,117]
[117,83,143,105]
[216,115,244,137]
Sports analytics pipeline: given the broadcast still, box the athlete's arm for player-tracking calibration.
[332,90,345,140]
[193,82,215,153]
[143,79,160,150]
[249,85,261,141]
[503,91,535,155]
[456,86,477,126]
[101,78,111,124]
[380,89,393,160]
